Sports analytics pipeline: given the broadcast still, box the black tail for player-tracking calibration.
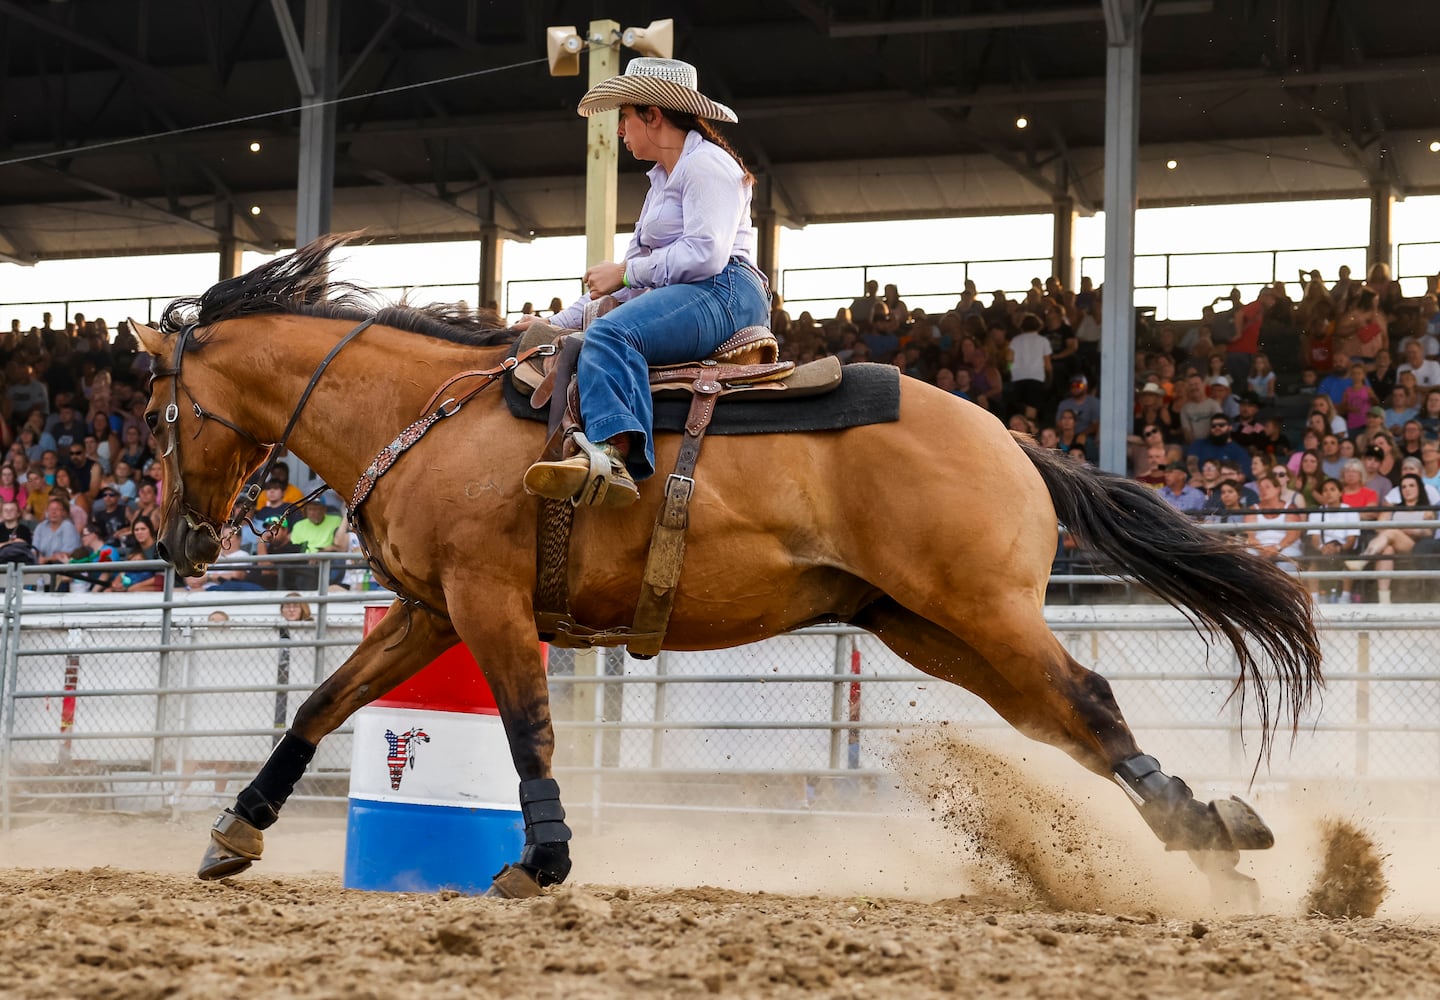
[1016,434,1322,758]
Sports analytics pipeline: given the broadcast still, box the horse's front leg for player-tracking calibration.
[197,603,457,880]
[451,603,572,899]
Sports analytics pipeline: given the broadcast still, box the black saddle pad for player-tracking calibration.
[502,360,901,436]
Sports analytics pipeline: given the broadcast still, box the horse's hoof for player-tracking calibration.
[486,864,545,899]
[1188,849,1262,911]
[197,809,263,881]
[1211,796,1274,851]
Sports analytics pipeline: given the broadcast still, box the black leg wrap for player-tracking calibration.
[516,778,573,886]
[1113,754,1228,852]
[233,732,316,831]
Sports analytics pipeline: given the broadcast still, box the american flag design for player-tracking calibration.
[383,727,431,790]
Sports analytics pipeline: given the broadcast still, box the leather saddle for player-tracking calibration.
[510,320,843,414]
[513,319,845,660]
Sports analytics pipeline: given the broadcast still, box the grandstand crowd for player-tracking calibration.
[0,312,354,593]
[8,258,1440,601]
[768,263,1440,603]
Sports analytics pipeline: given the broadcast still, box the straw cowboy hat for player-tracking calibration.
[577,57,738,123]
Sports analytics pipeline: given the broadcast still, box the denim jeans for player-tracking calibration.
[577,258,770,480]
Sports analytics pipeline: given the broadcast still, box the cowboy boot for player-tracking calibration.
[524,434,638,508]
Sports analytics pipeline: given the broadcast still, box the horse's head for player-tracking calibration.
[132,320,272,577]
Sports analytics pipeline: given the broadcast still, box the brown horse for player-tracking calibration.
[133,236,1321,901]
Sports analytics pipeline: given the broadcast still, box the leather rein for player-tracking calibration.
[152,318,553,616]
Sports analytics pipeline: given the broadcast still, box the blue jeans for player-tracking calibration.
[578,258,770,480]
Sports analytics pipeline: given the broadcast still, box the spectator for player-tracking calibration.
[33,497,81,569]
[1006,313,1051,422]
[1382,385,1418,435]
[1231,393,1268,451]
[1292,449,1324,506]
[1245,473,1305,571]
[1186,414,1250,469]
[6,364,50,422]
[1336,289,1388,368]
[848,279,879,325]
[1227,286,1274,386]
[1319,433,1346,479]
[267,464,305,506]
[1207,375,1239,419]
[0,500,35,564]
[1303,478,1361,603]
[44,400,86,452]
[256,518,315,591]
[67,525,119,593]
[1157,461,1206,514]
[1421,440,1440,495]
[1398,419,1426,463]
[1397,340,1440,387]
[203,533,264,591]
[89,487,130,541]
[1246,352,1276,403]
[1361,472,1437,604]
[253,478,293,527]
[1309,395,1347,436]
[1132,380,1176,442]
[1055,374,1100,438]
[1368,349,1396,404]
[1339,363,1380,435]
[1317,352,1352,404]
[1176,373,1221,443]
[0,464,26,510]
[1205,480,1251,524]
[1416,388,1440,439]
[1362,445,1396,497]
[1338,459,1380,516]
[130,478,161,526]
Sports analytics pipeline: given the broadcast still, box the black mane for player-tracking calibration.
[158,232,517,348]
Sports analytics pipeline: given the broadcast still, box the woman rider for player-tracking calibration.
[519,58,770,507]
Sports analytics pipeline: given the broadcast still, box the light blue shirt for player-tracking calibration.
[553,130,754,329]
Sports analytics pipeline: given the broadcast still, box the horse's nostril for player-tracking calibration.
[157,541,171,562]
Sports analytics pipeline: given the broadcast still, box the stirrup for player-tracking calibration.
[571,432,635,508]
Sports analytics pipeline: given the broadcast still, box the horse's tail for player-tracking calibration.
[1015,432,1322,757]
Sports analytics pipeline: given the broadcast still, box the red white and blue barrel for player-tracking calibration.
[343,606,525,893]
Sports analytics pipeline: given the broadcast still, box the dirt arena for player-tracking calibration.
[2,735,1436,999]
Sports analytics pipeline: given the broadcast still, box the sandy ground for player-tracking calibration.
[2,735,1438,998]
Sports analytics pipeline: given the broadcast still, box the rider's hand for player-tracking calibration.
[584,261,627,299]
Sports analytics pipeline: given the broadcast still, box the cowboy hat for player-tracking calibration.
[577,57,738,123]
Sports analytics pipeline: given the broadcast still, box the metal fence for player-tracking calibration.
[4,543,1439,830]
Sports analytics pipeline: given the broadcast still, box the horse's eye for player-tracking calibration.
[145,411,159,431]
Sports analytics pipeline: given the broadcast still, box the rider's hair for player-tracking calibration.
[636,105,754,185]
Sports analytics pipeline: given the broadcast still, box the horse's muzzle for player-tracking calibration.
[158,521,221,578]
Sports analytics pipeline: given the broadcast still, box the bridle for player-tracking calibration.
[150,317,375,546]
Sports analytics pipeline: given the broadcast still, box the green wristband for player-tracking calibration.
[621,268,631,289]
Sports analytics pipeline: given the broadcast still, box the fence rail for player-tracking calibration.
[4,546,1439,827]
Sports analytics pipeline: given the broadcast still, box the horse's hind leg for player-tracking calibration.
[197,604,458,880]
[854,599,1273,862]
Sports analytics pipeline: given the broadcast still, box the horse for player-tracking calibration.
[133,235,1321,902]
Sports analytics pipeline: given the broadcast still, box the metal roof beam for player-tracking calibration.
[829,0,1211,37]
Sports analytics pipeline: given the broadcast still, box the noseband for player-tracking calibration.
[151,318,376,545]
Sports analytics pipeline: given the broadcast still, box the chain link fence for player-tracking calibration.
[4,556,1440,829]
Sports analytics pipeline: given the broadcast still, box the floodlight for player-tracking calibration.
[546,25,583,76]
[621,19,674,59]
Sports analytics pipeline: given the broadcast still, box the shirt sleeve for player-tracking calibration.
[625,146,747,289]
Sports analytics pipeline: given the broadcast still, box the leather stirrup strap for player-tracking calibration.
[628,376,722,658]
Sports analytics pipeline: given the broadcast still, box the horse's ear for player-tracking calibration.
[129,319,167,356]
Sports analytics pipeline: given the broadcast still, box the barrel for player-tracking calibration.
[343,606,524,893]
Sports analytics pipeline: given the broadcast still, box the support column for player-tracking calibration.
[1052,195,1075,291]
[479,226,503,316]
[1098,0,1142,477]
[1369,181,1394,272]
[753,174,780,290]
[295,0,339,248]
[216,201,245,280]
[584,20,620,268]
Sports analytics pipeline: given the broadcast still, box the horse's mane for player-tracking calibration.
[158,232,517,348]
